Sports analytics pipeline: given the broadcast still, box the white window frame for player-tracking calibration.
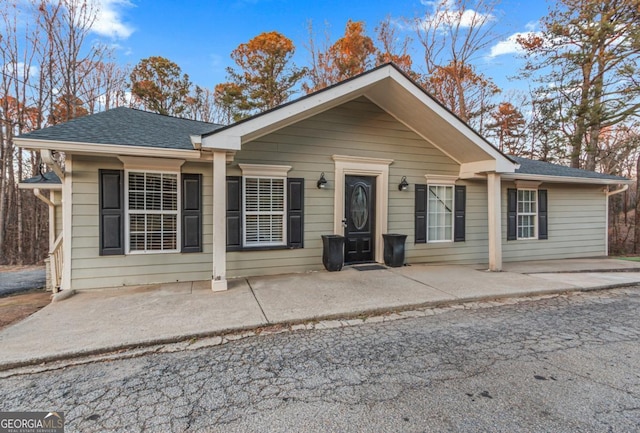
[125,169,181,254]
[516,188,537,240]
[426,183,455,243]
[239,164,291,249]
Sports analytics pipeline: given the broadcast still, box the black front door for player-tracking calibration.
[344,175,375,264]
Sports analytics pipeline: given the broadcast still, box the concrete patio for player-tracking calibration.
[1,258,640,370]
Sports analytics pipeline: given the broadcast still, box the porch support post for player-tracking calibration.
[212,150,228,291]
[487,172,503,271]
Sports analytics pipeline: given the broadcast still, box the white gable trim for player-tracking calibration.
[201,64,517,177]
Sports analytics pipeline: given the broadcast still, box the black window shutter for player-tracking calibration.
[287,178,304,248]
[538,189,548,240]
[226,176,242,251]
[454,185,466,242]
[507,188,517,241]
[181,174,202,253]
[415,184,427,244]
[99,169,124,255]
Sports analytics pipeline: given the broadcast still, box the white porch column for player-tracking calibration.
[487,172,503,271]
[212,150,228,291]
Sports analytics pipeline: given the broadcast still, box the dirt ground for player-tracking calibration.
[0,264,45,273]
[0,265,49,330]
[0,290,51,331]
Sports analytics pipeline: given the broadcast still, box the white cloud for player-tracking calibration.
[90,0,134,39]
[2,62,39,80]
[489,30,542,57]
[419,0,495,30]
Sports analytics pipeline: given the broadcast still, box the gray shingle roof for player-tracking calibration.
[511,156,628,181]
[18,107,223,150]
[20,171,61,185]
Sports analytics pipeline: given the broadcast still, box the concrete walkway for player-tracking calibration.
[1,258,640,370]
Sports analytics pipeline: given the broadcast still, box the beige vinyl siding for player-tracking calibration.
[70,155,213,290]
[502,183,606,262]
[227,96,484,277]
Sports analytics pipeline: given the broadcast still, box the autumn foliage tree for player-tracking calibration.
[486,102,526,154]
[425,61,499,133]
[375,17,416,78]
[216,31,306,121]
[130,56,192,116]
[304,20,377,93]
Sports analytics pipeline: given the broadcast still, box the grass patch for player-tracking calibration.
[616,256,640,262]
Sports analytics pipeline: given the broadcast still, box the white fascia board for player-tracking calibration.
[15,138,202,160]
[386,68,516,170]
[501,173,632,185]
[201,134,242,150]
[18,182,62,190]
[459,159,517,178]
[202,67,393,149]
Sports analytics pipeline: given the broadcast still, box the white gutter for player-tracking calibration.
[502,173,634,186]
[15,138,203,160]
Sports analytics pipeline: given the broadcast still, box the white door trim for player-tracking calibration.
[332,155,393,264]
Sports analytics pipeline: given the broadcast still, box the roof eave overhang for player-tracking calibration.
[15,137,203,160]
[502,173,632,185]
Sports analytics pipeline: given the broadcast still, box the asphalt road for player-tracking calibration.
[0,287,638,432]
[0,269,46,296]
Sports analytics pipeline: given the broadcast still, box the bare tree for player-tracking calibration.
[518,0,640,170]
[414,0,502,123]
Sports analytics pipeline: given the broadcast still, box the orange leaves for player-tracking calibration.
[129,56,192,116]
[218,31,305,120]
[516,34,544,52]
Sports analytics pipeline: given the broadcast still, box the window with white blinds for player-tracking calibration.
[127,171,179,253]
[243,177,286,247]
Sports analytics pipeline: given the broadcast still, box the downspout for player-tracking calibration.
[606,184,629,197]
[33,188,55,208]
[33,188,59,293]
[604,184,630,256]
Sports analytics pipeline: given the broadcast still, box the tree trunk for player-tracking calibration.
[635,154,640,254]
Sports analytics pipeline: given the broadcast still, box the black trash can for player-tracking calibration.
[383,233,407,268]
[321,234,345,272]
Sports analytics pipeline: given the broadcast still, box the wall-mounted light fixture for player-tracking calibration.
[317,172,328,189]
[398,176,409,191]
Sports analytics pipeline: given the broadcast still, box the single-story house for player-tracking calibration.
[17,64,630,293]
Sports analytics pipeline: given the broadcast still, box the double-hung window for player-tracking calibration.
[507,185,547,242]
[427,184,454,242]
[517,189,537,239]
[127,171,179,253]
[243,177,286,247]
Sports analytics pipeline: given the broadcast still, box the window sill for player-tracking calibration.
[227,245,300,252]
[127,249,180,255]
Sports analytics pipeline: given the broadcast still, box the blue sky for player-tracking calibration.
[93,0,550,96]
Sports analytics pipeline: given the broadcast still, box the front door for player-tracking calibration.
[344,175,375,264]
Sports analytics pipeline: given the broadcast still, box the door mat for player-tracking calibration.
[352,264,387,271]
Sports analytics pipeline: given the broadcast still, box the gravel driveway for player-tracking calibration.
[0,269,46,296]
